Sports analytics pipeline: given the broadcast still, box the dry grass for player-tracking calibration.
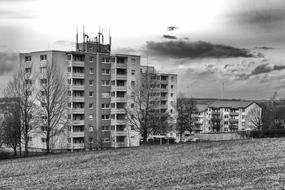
[1,138,285,189]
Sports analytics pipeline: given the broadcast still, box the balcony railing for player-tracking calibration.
[212,112,220,115]
[67,60,84,67]
[69,97,85,102]
[229,118,239,123]
[111,86,127,92]
[70,85,85,91]
[70,108,85,114]
[67,143,85,149]
[67,73,84,79]
[229,112,239,116]
[71,120,85,125]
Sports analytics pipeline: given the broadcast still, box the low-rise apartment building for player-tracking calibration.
[200,101,262,132]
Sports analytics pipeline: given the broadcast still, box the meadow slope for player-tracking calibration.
[1,138,285,189]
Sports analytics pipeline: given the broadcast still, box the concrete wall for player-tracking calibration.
[194,132,247,141]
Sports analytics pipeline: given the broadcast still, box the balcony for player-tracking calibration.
[67,73,84,79]
[229,125,238,130]
[111,130,128,136]
[67,60,84,67]
[111,108,126,114]
[71,120,85,125]
[116,75,127,80]
[115,142,126,148]
[111,97,127,103]
[40,60,47,67]
[71,131,85,137]
[70,85,84,91]
[111,120,126,125]
[229,118,239,124]
[160,88,168,92]
[111,86,127,92]
[70,108,84,114]
[230,112,239,116]
[24,61,33,68]
[69,97,85,102]
[67,143,85,149]
[212,111,220,115]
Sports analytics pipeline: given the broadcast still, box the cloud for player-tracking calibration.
[228,1,285,30]
[255,46,275,50]
[0,52,19,76]
[145,40,255,59]
[162,35,177,39]
[235,63,285,80]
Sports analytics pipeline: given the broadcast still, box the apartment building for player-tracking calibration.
[19,30,178,150]
[203,101,262,132]
[140,66,178,135]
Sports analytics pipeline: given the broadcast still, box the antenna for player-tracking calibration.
[222,82,224,99]
[83,25,85,52]
[102,28,104,45]
[98,25,101,52]
[76,26,79,51]
[109,28,112,52]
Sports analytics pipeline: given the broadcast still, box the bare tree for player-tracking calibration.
[125,70,167,144]
[4,63,35,156]
[176,95,197,141]
[246,106,262,130]
[36,62,68,153]
[1,102,21,156]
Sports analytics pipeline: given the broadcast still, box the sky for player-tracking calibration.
[0,0,284,99]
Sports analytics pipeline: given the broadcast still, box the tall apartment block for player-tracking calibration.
[140,66,178,134]
[19,30,177,150]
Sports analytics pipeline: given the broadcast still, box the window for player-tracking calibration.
[68,138,71,143]
[89,103,93,109]
[102,57,110,63]
[89,56,94,62]
[40,55,47,61]
[101,92,110,98]
[102,68,110,75]
[102,125,110,131]
[171,85,174,89]
[224,121,229,125]
[171,76,174,82]
[224,114,229,119]
[131,70,135,75]
[41,91,47,96]
[90,68,94,74]
[25,68,32,73]
[102,103,110,109]
[41,138,47,143]
[28,137,32,141]
[25,56,31,62]
[25,79,32,85]
[89,80,94,86]
[39,67,47,74]
[68,114,71,119]
[171,93,173,97]
[89,114,94,120]
[131,81,135,86]
[101,115,110,120]
[40,79,47,85]
[68,91,71,97]
[67,67,71,73]
[102,80,110,86]
[67,54,72,61]
[225,108,229,112]
[170,109,173,113]
[41,126,47,131]
[131,58,136,64]
[242,115,245,119]
[89,91,94,97]
[89,138,93,143]
[103,138,110,143]
[131,103,134,108]
[25,90,32,96]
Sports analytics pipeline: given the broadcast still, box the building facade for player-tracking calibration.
[19,31,177,150]
[198,101,262,133]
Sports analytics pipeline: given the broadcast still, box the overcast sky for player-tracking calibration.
[0,0,284,99]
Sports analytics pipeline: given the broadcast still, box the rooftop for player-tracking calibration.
[209,101,254,109]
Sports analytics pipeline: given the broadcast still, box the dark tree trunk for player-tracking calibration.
[46,130,50,153]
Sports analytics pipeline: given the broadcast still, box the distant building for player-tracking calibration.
[204,101,262,132]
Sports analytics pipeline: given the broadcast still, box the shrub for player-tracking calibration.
[250,129,285,138]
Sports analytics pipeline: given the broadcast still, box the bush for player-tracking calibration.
[250,129,285,138]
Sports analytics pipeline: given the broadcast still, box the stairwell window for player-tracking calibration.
[102,80,110,86]
[25,56,31,62]
[101,115,110,120]
[40,55,47,61]
[90,68,94,74]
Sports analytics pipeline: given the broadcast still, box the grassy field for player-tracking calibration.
[1,138,285,189]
